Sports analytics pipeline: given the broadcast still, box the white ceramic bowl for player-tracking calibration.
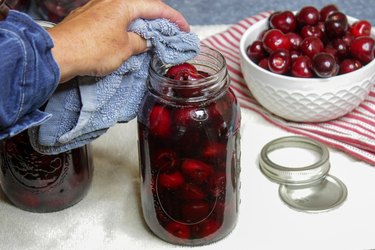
[239,15,375,122]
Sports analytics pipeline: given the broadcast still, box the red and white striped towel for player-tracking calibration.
[202,12,375,166]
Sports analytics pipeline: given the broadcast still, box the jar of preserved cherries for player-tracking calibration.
[0,20,93,213]
[137,46,241,245]
[0,131,93,212]
[34,0,89,23]
[6,0,30,12]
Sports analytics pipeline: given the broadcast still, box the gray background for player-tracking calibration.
[164,0,375,25]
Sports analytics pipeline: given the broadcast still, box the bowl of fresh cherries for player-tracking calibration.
[239,4,375,122]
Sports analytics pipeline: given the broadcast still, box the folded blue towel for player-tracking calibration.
[28,18,200,154]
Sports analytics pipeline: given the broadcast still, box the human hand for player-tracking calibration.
[48,0,190,83]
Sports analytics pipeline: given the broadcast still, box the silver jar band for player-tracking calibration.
[259,136,330,186]
[259,136,347,213]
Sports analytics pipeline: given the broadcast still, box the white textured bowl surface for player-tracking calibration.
[240,15,375,122]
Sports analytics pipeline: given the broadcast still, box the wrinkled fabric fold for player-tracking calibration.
[29,18,200,154]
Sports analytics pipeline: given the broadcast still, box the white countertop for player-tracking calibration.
[1,25,375,250]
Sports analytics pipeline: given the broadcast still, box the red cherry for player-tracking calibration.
[152,148,178,171]
[290,50,302,61]
[202,142,227,159]
[286,32,303,51]
[268,49,291,74]
[325,11,348,38]
[312,52,339,77]
[300,36,324,58]
[246,40,267,63]
[350,36,375,63]
[165,63,198,80]
[195,219,221,238]
[158,171,184,189]
[291,56,313,78]
[181,201,210,223]
[342,32,354,46]
[180,183,207,200]
[339,59,362,74]
[269,10,297,33]
[209,172,226,197]
[300,25,323,40]
[350,20,372,38]
[181,159,214,184]
[149,105,171,137]
[258,57,269,70]
[165,221,190,239]
[262,29,291,53]
[296,6,320,26]
[332,38,349,59]
[173,107,196,128]
[319,4,339,21]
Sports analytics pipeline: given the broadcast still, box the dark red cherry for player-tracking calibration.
[268,49,291,74]
[290,50,302,61]
[209,172,226,197]
[325,11,348,38]
[158,171,184,189]
[332,38,349,59]
[300,25,324,39]
[165,63,198,80]
[258,57,269,70]
[165,221,190,239]
[339,59,362,74]
[149,105,171,137]
[296,6,320,26]
[194,219,221,238]
[246,40,266,63]
[350,20,372,38]
[269,10,297,33]
[342,32,354,46]
[180,183,207,200]
[350,36,375,63]
[181,201,210,223]
[181,159,214,184]
[152,148,178,171]
[262,29,291,53]
[312,52,338,77]
[319,4,339,21]
[300,36,324,58]
[291,56,313,78]
[286,32,303,51]
[202,142,226,159]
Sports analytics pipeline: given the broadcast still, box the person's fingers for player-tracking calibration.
[131,0,190,32]
[127,32,149,56]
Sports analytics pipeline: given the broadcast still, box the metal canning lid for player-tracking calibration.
[259,136,347,213]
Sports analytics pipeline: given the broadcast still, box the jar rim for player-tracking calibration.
[148,45,230,103]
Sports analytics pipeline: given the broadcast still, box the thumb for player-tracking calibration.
[127,32,150,56]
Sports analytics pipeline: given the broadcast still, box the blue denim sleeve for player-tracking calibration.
[0,10,60,139]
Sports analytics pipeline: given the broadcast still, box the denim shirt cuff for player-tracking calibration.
[0,10,60,139]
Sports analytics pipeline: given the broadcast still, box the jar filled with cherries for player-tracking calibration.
[6,0,30,12]
[137,46,241,245]
[0,131,93,212]
[246,4,374,78]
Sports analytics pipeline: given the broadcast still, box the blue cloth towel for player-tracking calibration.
[28,18,200,154]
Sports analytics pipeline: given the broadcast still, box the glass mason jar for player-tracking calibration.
[137,46,241,245]
[34,0,89,23]
[6,0,31,12]
[0,131,93,212]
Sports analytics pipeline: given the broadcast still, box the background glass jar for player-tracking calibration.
[34,0,89,23]
[0,130,93,212]
[6,0,30,12]
[137,46,241,246]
